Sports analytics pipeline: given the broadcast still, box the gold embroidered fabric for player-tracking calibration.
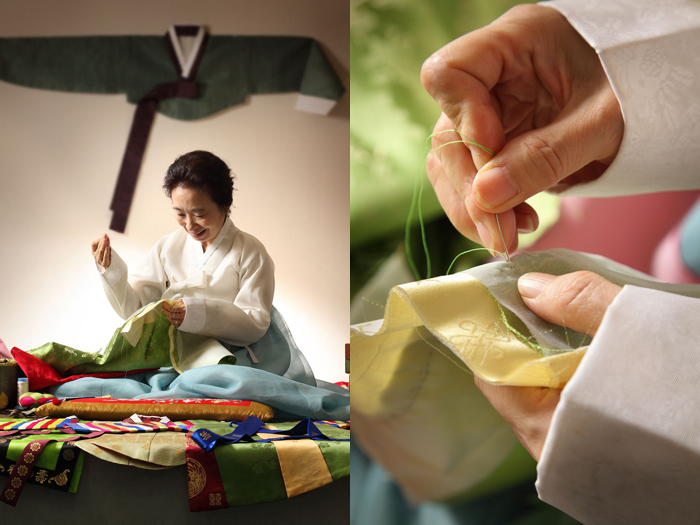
[353,272,584,389]
[74,433,186,470]
[35,400,276,422]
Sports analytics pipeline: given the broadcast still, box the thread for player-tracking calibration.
[405,129,508,280]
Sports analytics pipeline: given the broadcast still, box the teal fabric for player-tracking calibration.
[221,305,317,387]
[0,35,344,120]
[44,365,349,421]
[350,441,580,525]
[680,198,700,277]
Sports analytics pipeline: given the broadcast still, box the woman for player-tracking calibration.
[91,150,275,371]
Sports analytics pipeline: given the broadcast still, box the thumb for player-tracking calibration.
[518,271,622,337]
[471,90,623,213]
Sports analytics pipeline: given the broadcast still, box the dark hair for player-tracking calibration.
[163,151,235,214]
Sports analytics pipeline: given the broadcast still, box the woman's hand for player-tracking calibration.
[476,271,622,461]
[421,4,624,253]
[163,299,186,328]
[91,234,112,269]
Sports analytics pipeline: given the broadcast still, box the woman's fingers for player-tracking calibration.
[424,4,624,217]
[472,89,623,214]
[421,25,507,172]
[91,235,112,268]
[430,116,516,254]
[518,271,622,337]
[428,125,535,254]
[475,375,561,462]
[163,300,185,327]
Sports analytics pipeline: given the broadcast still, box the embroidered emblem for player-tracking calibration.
[16,465,28,476]
[24,453,34,463]
[48,469,70,486]
[30,442,41,452]
[187,458,206,498]
[4,488,15,500]
[209,493,222,506]
[62,449,75,461]
[35,470,48,484]
[11,478,21,489]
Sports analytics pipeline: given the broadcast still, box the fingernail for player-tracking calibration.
[517,215,535,234]
[474,167,520,209]
[518,273,556,299]
[475,222,494,253]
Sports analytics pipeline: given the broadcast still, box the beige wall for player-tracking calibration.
[0,0,349,381]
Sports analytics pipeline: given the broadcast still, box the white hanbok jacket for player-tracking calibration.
[98,218,274,370]
[536,0,700,523]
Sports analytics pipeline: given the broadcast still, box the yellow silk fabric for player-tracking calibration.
[353,272,585,389]
[75,432,186,470]
[351,272,585,503]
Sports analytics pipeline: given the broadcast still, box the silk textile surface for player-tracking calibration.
[43,366,350,421]
[351,248,700,503]
[185,419,350,512]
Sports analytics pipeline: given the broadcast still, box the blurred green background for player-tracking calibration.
[350,0,560,322]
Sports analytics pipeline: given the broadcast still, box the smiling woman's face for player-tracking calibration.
[171,185,228,250]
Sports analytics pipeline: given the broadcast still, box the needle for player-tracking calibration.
[494,213,510,262]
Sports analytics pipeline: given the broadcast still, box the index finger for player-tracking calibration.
[421,26,506,170]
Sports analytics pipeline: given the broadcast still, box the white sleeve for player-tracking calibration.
[97,242,166,320]
[540,0,700,196]
[179,238,275,346]
[536,286,700,523]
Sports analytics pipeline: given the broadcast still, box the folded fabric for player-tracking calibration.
[190,416,348,451]
[185,419,350,512]
[0,422,90,507]
[350,248,700,504]
[17,302,320,389]
[0,417,194,506]
[11,347,157,391]
[23,301,175,376]
[35,398,276,422]
[74,432,186,470]
[44,365,350,421]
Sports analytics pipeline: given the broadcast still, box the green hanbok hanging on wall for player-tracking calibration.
[0,25,345,232]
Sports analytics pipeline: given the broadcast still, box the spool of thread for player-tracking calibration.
[0,359,19,410]
[17,377,29,404]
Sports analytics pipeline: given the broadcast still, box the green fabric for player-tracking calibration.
[0,433,84,494]
[350,0,554,249]
[217,355,238,366]
[0,35,344,121]
[318,440,350,481]
[190,420,350,504]
[67,449,84,494]
[216,439,288,506]
[27,301,174,375]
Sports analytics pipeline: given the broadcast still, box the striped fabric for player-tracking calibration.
[0,418,192,433]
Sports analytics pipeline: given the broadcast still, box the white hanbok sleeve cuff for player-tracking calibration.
[179,297,206,333]
[541,0,700,197]
[536,286,700,523]
[98,250,127,287]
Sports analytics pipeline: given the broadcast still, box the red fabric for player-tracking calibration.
[186,431,229,511]
[10,347,158,391]
[65,398,252,406]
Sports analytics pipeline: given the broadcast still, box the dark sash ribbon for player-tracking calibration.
[109,79,199,233]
